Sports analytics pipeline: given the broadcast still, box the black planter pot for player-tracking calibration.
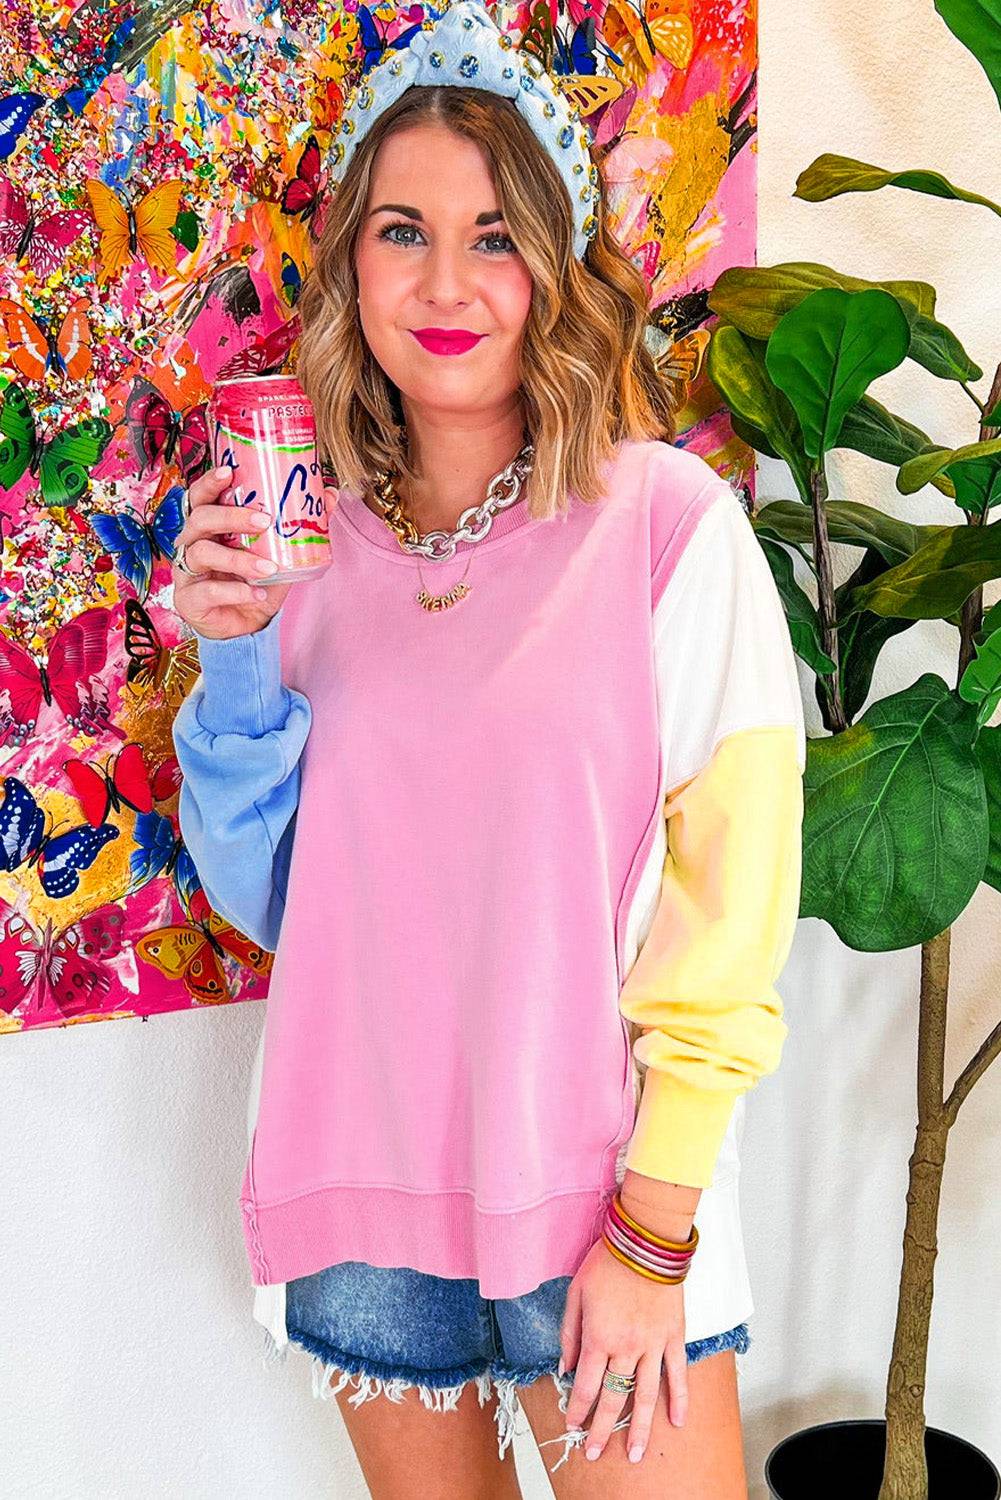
[765,1419,1000,1500]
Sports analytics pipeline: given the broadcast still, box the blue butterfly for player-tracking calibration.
[554,18,599,76]
[356,5,429,74]
[0,94,45,161]
[128,809,200,908]
[53,18,136,119]
[88,486,186,602]
[0,775,120,900]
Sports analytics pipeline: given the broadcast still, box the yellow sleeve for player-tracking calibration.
[619,725,804,1187]
[619,476,806,1189]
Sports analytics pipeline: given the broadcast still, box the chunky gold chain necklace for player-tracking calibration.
[369,431,535,612]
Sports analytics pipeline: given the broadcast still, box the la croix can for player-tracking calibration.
[207,373,332,584]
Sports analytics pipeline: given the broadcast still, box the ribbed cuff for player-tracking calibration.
[193,610,289,736]
[622,1070,741,1190]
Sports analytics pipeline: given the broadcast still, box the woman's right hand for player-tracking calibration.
[172,466,292,641]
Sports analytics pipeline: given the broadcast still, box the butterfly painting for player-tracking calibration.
[62,740,159,828]
[0,0,756,1032]
[0,903,127,1022]
[215,314,301,381]
[136,902,274,1003]
[89,487,186,602]
[0,775,120,900]
[0,94,46,164]
[0,382,112,507]
[278,134,332,241]
[280,252,302,309]
[128,808,200,909]
[0,297,94,384]
[85,177,184,285]
[601,0,694,90]
[124,375,210,484]
[521,0,600,77]
[123,598,200,703]
[0,177,91,280]
[356,5,427,74]
[0,606,125,746]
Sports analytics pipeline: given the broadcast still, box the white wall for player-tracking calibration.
[4,2,1000,1494]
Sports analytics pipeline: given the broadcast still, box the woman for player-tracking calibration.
[170,5,805,1494]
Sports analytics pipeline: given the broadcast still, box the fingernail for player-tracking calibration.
[557,1356,564,1376]
[585,1446,600,1461]
[214,465,230,480]
[629,1444,644,1463]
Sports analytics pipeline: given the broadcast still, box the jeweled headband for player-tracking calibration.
[327,0,601,260]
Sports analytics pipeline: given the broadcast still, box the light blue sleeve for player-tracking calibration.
[171,609,312,952]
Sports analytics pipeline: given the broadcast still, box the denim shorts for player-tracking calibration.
[266,1259,751,1470]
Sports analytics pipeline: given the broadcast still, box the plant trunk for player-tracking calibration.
[877,928,951,1500]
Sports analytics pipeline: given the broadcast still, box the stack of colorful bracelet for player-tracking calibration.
[601,1192,699,1284]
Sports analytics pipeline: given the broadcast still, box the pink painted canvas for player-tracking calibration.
[0,0,757,1033]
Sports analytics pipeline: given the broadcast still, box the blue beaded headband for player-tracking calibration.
[327,0,601,260]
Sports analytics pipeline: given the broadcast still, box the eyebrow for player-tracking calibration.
[368,203,504,226]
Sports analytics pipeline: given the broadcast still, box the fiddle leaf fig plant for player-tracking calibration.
[701,6,1001,1495]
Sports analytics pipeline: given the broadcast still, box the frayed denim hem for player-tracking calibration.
[272,1323,567,1462]
[262,1319,751,1470]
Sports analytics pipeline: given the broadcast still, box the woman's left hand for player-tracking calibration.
[558,1236,688,1464]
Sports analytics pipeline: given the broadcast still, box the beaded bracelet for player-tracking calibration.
[601,1192,699,1284]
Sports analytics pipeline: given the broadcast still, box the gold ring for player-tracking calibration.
[602,1368,636,1394]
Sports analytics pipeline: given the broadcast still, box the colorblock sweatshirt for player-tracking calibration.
[172,437,806,1301]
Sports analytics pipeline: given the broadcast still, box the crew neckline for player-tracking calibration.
[332,481,547,564]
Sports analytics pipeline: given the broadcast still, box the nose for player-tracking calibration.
[417,239,475,309]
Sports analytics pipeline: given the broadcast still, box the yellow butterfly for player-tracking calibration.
[85,178,184,286]
[603,0,693,90]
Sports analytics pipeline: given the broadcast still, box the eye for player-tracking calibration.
[377,220,424,247]
[478,231,517,255]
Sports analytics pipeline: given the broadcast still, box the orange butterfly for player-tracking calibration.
[602,0,693,89]
[0,296,93,383]
[135,906,274,1004]
[85,178,184,286]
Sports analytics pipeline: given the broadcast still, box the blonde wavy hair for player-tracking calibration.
[295,84,681,519]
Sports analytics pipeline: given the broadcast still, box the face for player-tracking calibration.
[354,121,534,423]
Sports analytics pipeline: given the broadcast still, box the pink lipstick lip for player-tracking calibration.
[410,328,486,355]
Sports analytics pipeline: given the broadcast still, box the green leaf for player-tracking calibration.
[706,325,813,500]
[752,498,947,566]
[843,516,1001,619]
[758,537,837,674]
[765,288,911,460]
[730,411,780,460]
[833,549,917,723]
[794,152,1001,218]
[945,451,1001,514]
[985,399,1001,428]
[898,435,1001,499]
[801,674,987,949]
[935,0,1001,112]
[976,722,1001,890]
[975,597,1001,643]
[837,395,953,493]
[709,262,982,383]
[958,626,1001,725]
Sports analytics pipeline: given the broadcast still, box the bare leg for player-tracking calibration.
[518,1349,748,1499]
[321,1364,523,1500]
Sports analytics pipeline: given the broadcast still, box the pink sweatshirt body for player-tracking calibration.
[228,437,804,1300]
